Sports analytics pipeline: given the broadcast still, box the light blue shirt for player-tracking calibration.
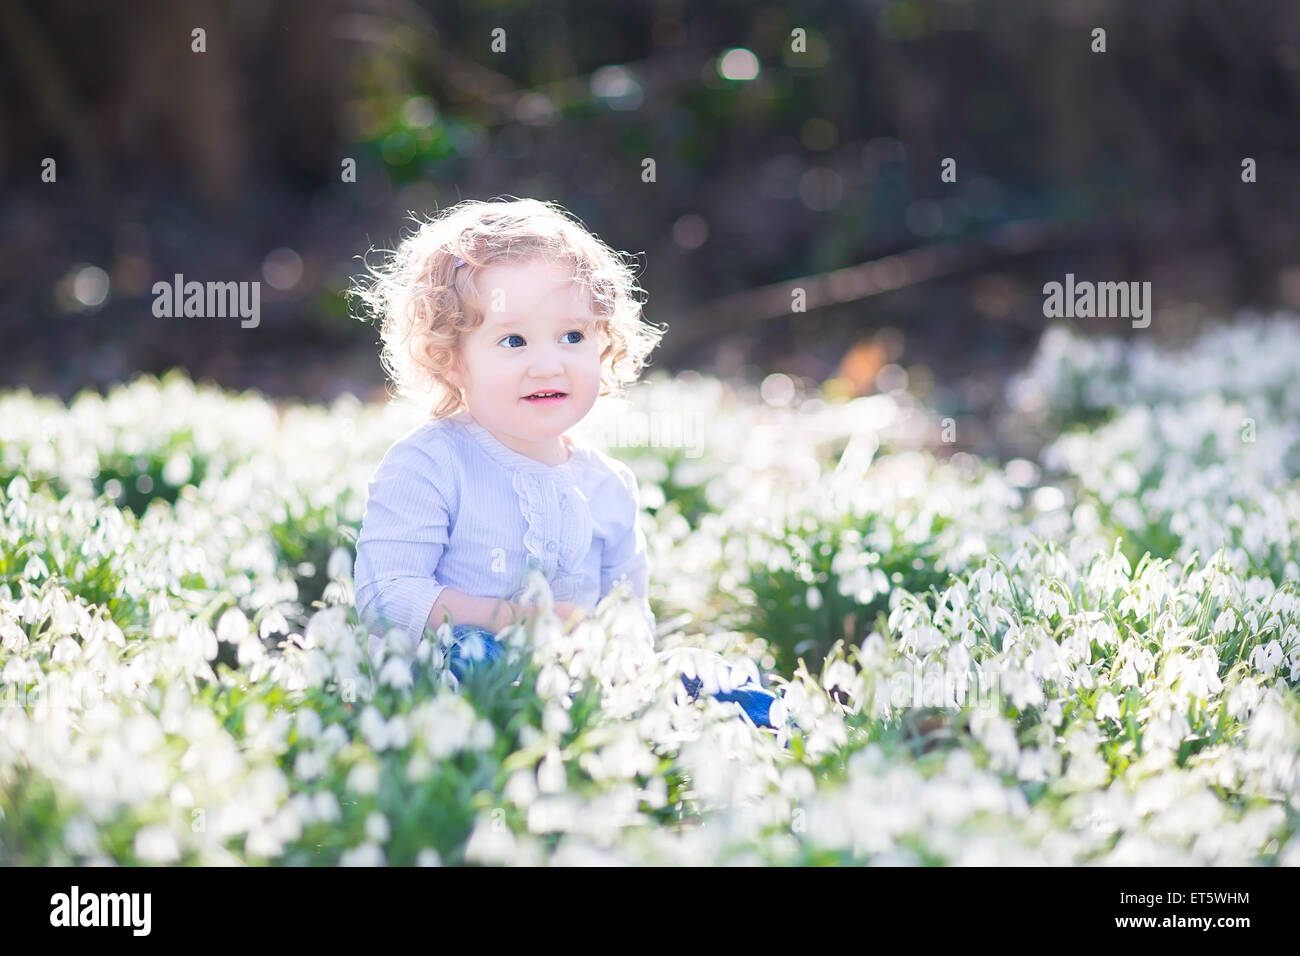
[354,410,655,658]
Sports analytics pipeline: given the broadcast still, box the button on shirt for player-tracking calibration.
[354,410,656,658]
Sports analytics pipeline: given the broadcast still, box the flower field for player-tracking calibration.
[2,315,1299,865]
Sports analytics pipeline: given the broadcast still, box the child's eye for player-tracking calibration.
[497,330,586,348]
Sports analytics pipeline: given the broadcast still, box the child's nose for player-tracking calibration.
[527,348,566,375]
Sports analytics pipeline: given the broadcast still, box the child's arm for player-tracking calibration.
[427,587,520,633]
[354,438,455,650]
[599,462,657,645]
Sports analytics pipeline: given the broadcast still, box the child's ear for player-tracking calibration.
[445,351,464,390]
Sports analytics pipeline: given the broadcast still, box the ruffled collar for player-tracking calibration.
[449,411,582,476]
[445,411,593,603]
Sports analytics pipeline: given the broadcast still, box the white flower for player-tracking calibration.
[973,711,1020,772]
[245,825,284,859]
[405,752,434,783]
[313,791,341,824]
[293,750,326,782]
[1212,608,1238,637]
[542,700,572,736]
[340,842,385,866]
[537,748,567,793]
[319,723,350,755]
[346,760,381,795]
[1249,640,1282,678]
[259,606,290,640]
[327,547,353,581]
[1096,692,1121,723]
[378,655,414,690]
[294,708,323,741]
[822,659,860,704]
[1226,680,1261,720]
[62,816,101,856]
[133,824,180,863]
[1196,649,1223,696]
[216,607,250,644]
[364,811,391,844]
[536,663,571,700]
[385,714,410,750]
[359,705,389,751]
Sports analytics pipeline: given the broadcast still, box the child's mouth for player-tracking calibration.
[523,391,567,404]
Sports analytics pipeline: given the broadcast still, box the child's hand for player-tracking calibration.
[502,599,586,628]
[552,601,586,624]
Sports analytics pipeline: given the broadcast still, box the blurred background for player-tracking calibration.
[2,0,1299,458]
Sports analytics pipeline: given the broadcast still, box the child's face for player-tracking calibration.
[448,258,604,456]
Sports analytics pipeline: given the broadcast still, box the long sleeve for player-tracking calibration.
[599,462,656,645]
[353,435,455,652]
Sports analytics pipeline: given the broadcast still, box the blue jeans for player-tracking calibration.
[442,625,788,731]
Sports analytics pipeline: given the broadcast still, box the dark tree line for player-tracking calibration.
[1,0,1298,400]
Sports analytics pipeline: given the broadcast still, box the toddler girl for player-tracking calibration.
[351,197,787,731]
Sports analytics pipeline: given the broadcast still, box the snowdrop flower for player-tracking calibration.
[1042,697,1064,729]
[1249,640,1282,678]
[327,547,353,581]
[49,636,81,665]
[346,759,381,795]
[537,748,567,793]
[858,631,887,668]
[358,702,392,754]
[294,708,322,742]
[62,815,102,857]
[1016,747,1054,782]
[364,811,391,844]
[1194,648,1223,696]
[464,817,518,865]
[728,657,762,691]
[216,607,250,645]
[1246,694,1296,751]
[1145,712,1191,754]
[378,655,414,691]
[1063,730,1111,789]
[246,825,285,859]
[823,659,861,705]
[536,663,572,701]
[1095,692,1121,724]
[133,824,180,863]
[313,791,341,824]
[505,768,539,806]
[319,722,349,756]
[340,842,385,866]
[1212,607,1238,637]
[1004,668,1045,711]
[972,711,1020,772]
[385,714,410,750]
[542,700,572,736]
[259,606,290,640]
[1226,680,1261,720]
[293,750,326,782]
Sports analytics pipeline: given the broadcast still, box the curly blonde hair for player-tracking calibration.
[351,197,667,420]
